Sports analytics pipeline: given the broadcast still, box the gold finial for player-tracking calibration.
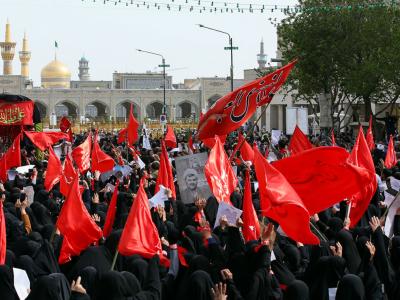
[5,19,11,43]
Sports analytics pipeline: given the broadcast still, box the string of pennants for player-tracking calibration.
[75,0,395,15]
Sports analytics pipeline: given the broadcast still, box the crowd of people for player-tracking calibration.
[1,125,400,300]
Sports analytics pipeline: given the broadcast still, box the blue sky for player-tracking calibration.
[1,0,295,85]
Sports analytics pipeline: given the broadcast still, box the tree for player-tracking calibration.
[278,0,400,132]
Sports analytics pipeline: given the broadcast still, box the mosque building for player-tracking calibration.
[0,20,306,132]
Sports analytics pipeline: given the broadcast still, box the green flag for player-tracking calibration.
[55,41,58,48]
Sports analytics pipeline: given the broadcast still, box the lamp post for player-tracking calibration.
[197,24,236,92]
[137,49,169,118]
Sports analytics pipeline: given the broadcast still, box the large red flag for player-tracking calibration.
[59,117,71,132]
[0,201,6,264]
[44,147,62,191]
[253,145,319,245]
[57,175,103,264]
[0,134,21,182]
[72,132,92,174]
[366,115,375,151]
[103,180,119,238]
[127,104,139,145]
[204,136,238,203]
[348,127,377,227]
[230,133,254,162]
[118,178,169,266]
[197,61,296,140]
[188,133,195,152]
[155,140,176,198]
[117,128,127,144]
[60,155,77,198]
[273,147,372,215]
[92,133,115,173]
[385,135,397,169]
[24,131,69,151]
[242,170,260,242]
[165,125,177,148]
[288,126,312,155]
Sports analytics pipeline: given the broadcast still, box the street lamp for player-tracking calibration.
[197,24,236,92]
[137,49,169,118]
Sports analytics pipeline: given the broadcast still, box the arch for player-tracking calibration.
[175,101,198,121]
[207,94,221,109]
[85,101,109,121]
[55,101,79,118]
[34,101,48,119]
[146,101,163,120]
[116,101,140,121]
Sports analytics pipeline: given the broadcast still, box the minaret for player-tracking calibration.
[257,38,267,69]
[19,32,31,78]
[0,20,16,75]
[78,56,90,81]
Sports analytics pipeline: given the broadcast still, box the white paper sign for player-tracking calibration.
[135,156,146,170]
[13,268,30,300]
[214,201,243,229]
[7,170,17,181]
[271,130,281,146]
[384,190,396,206]
[142,135,152,150]
[23,186,34,206]
[384,195,400,237]
[149,185,168,208]
[16,165,35,174]
[390,177,400,192]
[105,183,115,193]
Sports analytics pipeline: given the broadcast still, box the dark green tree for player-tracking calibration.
[278,0,400,131]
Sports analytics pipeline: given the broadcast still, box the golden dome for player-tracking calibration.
[41,59,71,89]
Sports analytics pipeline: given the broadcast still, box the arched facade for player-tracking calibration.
[174,101,198,122]
[207,94,221,109]
[146,101,163,120]
[35,101,48,119]
[55,101,79,118]
[116,101,140,121]
[85,101,109,121]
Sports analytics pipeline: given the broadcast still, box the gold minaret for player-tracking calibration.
[0,20,16,75]
[19,32,31,77]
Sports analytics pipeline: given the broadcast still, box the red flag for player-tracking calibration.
[60,155,77,197]
[242,170,260,242]
[265,146,269,159]
[385,135,397,169]
[253,145,319,245]
[155,141,176,198]
[103,180,119,238]
[202,135,227,149]
[273,147,372,215]
[92,133,115,173]
[288,126,312,155]
[0,134,21,182]
[57,175,103,264]
[230,133,254,162]
[44,147,62,191]
[117,128,127,144]
[127,104,139,145]
[59,117,71,132]
[24,131,69,151]
[188,133,195,152]
[0,201,6,264]
[72,132,92,174]
[204,136,238,203]
[197,61,296,140]
[366,115,375,151]
[331,129,336,146]
[165,125,177,148]
[118,178,169,267]
[348,127,377,227]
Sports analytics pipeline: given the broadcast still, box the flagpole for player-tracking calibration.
[229,103,271,160]
[309,221,328,243]
[110,249,119,271]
